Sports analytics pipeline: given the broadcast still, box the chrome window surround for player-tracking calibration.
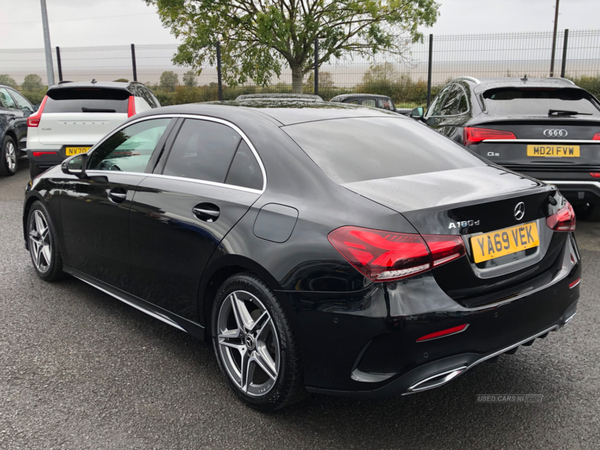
[84,113,267,194]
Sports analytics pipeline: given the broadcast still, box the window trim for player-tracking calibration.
[84,113,267,194]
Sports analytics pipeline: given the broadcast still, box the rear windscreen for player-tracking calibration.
[482,88,600,116]
[283,117,485,184]
[45,88,129,113]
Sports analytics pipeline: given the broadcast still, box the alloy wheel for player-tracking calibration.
[217,290,280,397]
[5,140,17,173]
[29,210,52,273]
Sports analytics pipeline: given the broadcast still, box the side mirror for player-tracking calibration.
[61,153,89,178]
[410,107,425,120]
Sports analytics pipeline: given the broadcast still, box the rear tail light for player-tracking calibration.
[464,127,516,145]
[546,201,576,232]
[327,226,465,282]
[592,133,600,140]
[127,96,136,117]
[27,95,48,127]
[32,151,57,157]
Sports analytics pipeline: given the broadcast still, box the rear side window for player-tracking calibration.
[45,87,130,113]
[482,88,600,116]
[225,141,263,190]
[163,119,241,183]
[283,117,485,184]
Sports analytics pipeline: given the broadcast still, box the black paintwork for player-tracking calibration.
[0,84,34,158]
[23,102,581,395]
[422,76,600,206]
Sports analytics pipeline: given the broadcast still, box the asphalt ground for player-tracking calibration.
[1,159,599,450]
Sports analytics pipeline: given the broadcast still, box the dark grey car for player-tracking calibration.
[0,84,35,176]
[412,77,600,220]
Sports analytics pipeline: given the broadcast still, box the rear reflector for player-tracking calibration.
[27,95,48,127]
[127,96,136,117]
[546,201,576,232]
[464,127,516,145]
[591,173,600,178]
[416,324,469,342]
[593,133,600,140]
[569,278,581,289]
[32,151,58,157]
[328,226,465,282]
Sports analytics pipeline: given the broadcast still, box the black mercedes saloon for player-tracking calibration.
[23,101,581,411]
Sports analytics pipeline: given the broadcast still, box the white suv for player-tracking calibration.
[27,81,160,178]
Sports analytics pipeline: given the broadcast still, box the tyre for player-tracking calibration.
[27,201,65,281]
[576,203,600,222]
[0,135,18,176]
[211,273,305,411]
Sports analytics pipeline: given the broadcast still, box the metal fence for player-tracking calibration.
[1,29,599,93]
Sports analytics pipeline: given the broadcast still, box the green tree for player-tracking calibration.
[183,70,199,87]
[22,74,43,91]
[145,0,439,93]
[0,74,18,89]
[160,71,179,91]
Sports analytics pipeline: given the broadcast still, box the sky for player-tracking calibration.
[0,0,597,50]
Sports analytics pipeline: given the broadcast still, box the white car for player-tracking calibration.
[26,81,160,178]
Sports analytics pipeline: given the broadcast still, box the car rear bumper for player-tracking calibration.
[289,233,581,396]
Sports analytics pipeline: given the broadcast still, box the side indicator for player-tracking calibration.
[416,324,469,343]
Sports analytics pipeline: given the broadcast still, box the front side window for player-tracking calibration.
[163,119,242,183]
[362,99,377,107]
[0,88,17,109]
[8,89,34,112]
[88,118,172,172]
[438,84,465,116]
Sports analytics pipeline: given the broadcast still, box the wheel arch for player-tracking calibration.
[22,193,46,248]
[198,254,292,342]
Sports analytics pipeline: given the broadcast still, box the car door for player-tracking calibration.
[0,87,27,149]
[58,117,174,290]
[7,88,34,151]
[128,117,264,321]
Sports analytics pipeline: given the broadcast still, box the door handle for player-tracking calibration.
[193,203,220,222]
[108,188,127,203]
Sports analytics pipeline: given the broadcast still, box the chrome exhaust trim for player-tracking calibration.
[404,325,559,395]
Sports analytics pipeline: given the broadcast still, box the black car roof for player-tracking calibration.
[135,101,399,126]
[452,76,578,95]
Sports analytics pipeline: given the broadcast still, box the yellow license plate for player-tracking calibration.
[65,147,91,156]
[527,145,580,157]
[471,222,539,263]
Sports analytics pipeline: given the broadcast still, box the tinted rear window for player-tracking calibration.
[45,87,129,113]
[283,117,485,184]
[482,88,600,116]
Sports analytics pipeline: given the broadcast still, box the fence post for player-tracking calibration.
[216,41,223,101]
[56,46,63,82]
[426,34,433,108]
[550,0,560,77]
[560,29,569,78]
[314,38,319,96]
[131,44,138,81]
